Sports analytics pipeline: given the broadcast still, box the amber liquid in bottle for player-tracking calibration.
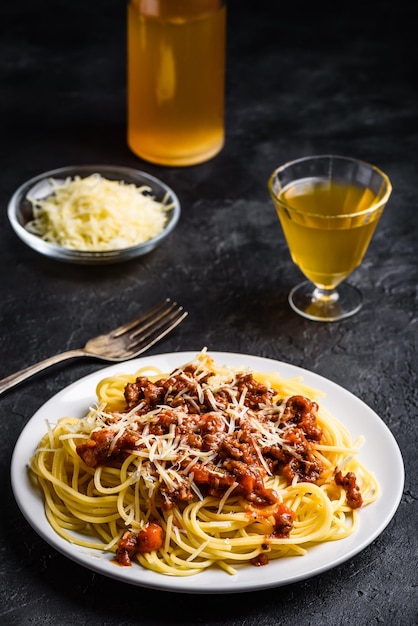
[127,0,226,166]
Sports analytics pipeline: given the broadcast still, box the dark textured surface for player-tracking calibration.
[1,1,417,624]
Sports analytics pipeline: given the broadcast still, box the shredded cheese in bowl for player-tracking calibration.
[24,173,173,252]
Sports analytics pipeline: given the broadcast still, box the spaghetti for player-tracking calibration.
[29,350,379,576]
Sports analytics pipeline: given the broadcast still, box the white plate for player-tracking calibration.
[11,352,404,594]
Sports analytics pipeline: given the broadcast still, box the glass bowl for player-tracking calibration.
[7,165,181,265]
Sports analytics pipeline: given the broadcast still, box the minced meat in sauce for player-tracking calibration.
[75,364,362,566]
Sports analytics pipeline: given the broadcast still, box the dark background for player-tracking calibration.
[1,1,417,624]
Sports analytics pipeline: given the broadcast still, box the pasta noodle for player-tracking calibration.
[29,350,379,577]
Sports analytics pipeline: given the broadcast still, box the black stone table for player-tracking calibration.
[1,1,416,624]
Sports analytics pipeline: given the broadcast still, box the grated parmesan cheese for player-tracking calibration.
[25,173,172,251]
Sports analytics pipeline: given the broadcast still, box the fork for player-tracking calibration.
[0,298,188,395]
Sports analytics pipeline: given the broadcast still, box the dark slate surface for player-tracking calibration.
[0,1,417,624]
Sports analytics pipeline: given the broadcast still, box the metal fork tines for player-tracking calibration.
[0,298,188,395]
[107,299,188,357]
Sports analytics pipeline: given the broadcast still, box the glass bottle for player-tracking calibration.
[127,0,226,166]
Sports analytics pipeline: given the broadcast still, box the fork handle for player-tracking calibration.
[0,349,88,395]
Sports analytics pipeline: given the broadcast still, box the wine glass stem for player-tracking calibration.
[312,287,339,304]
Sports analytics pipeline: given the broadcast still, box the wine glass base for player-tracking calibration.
[289,281,363,322]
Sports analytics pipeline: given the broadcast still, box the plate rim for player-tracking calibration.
[11,350,405,594]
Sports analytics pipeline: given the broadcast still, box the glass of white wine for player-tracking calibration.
[268,155,392,322]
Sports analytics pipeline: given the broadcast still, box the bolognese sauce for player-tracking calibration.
[75,364,362,566]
